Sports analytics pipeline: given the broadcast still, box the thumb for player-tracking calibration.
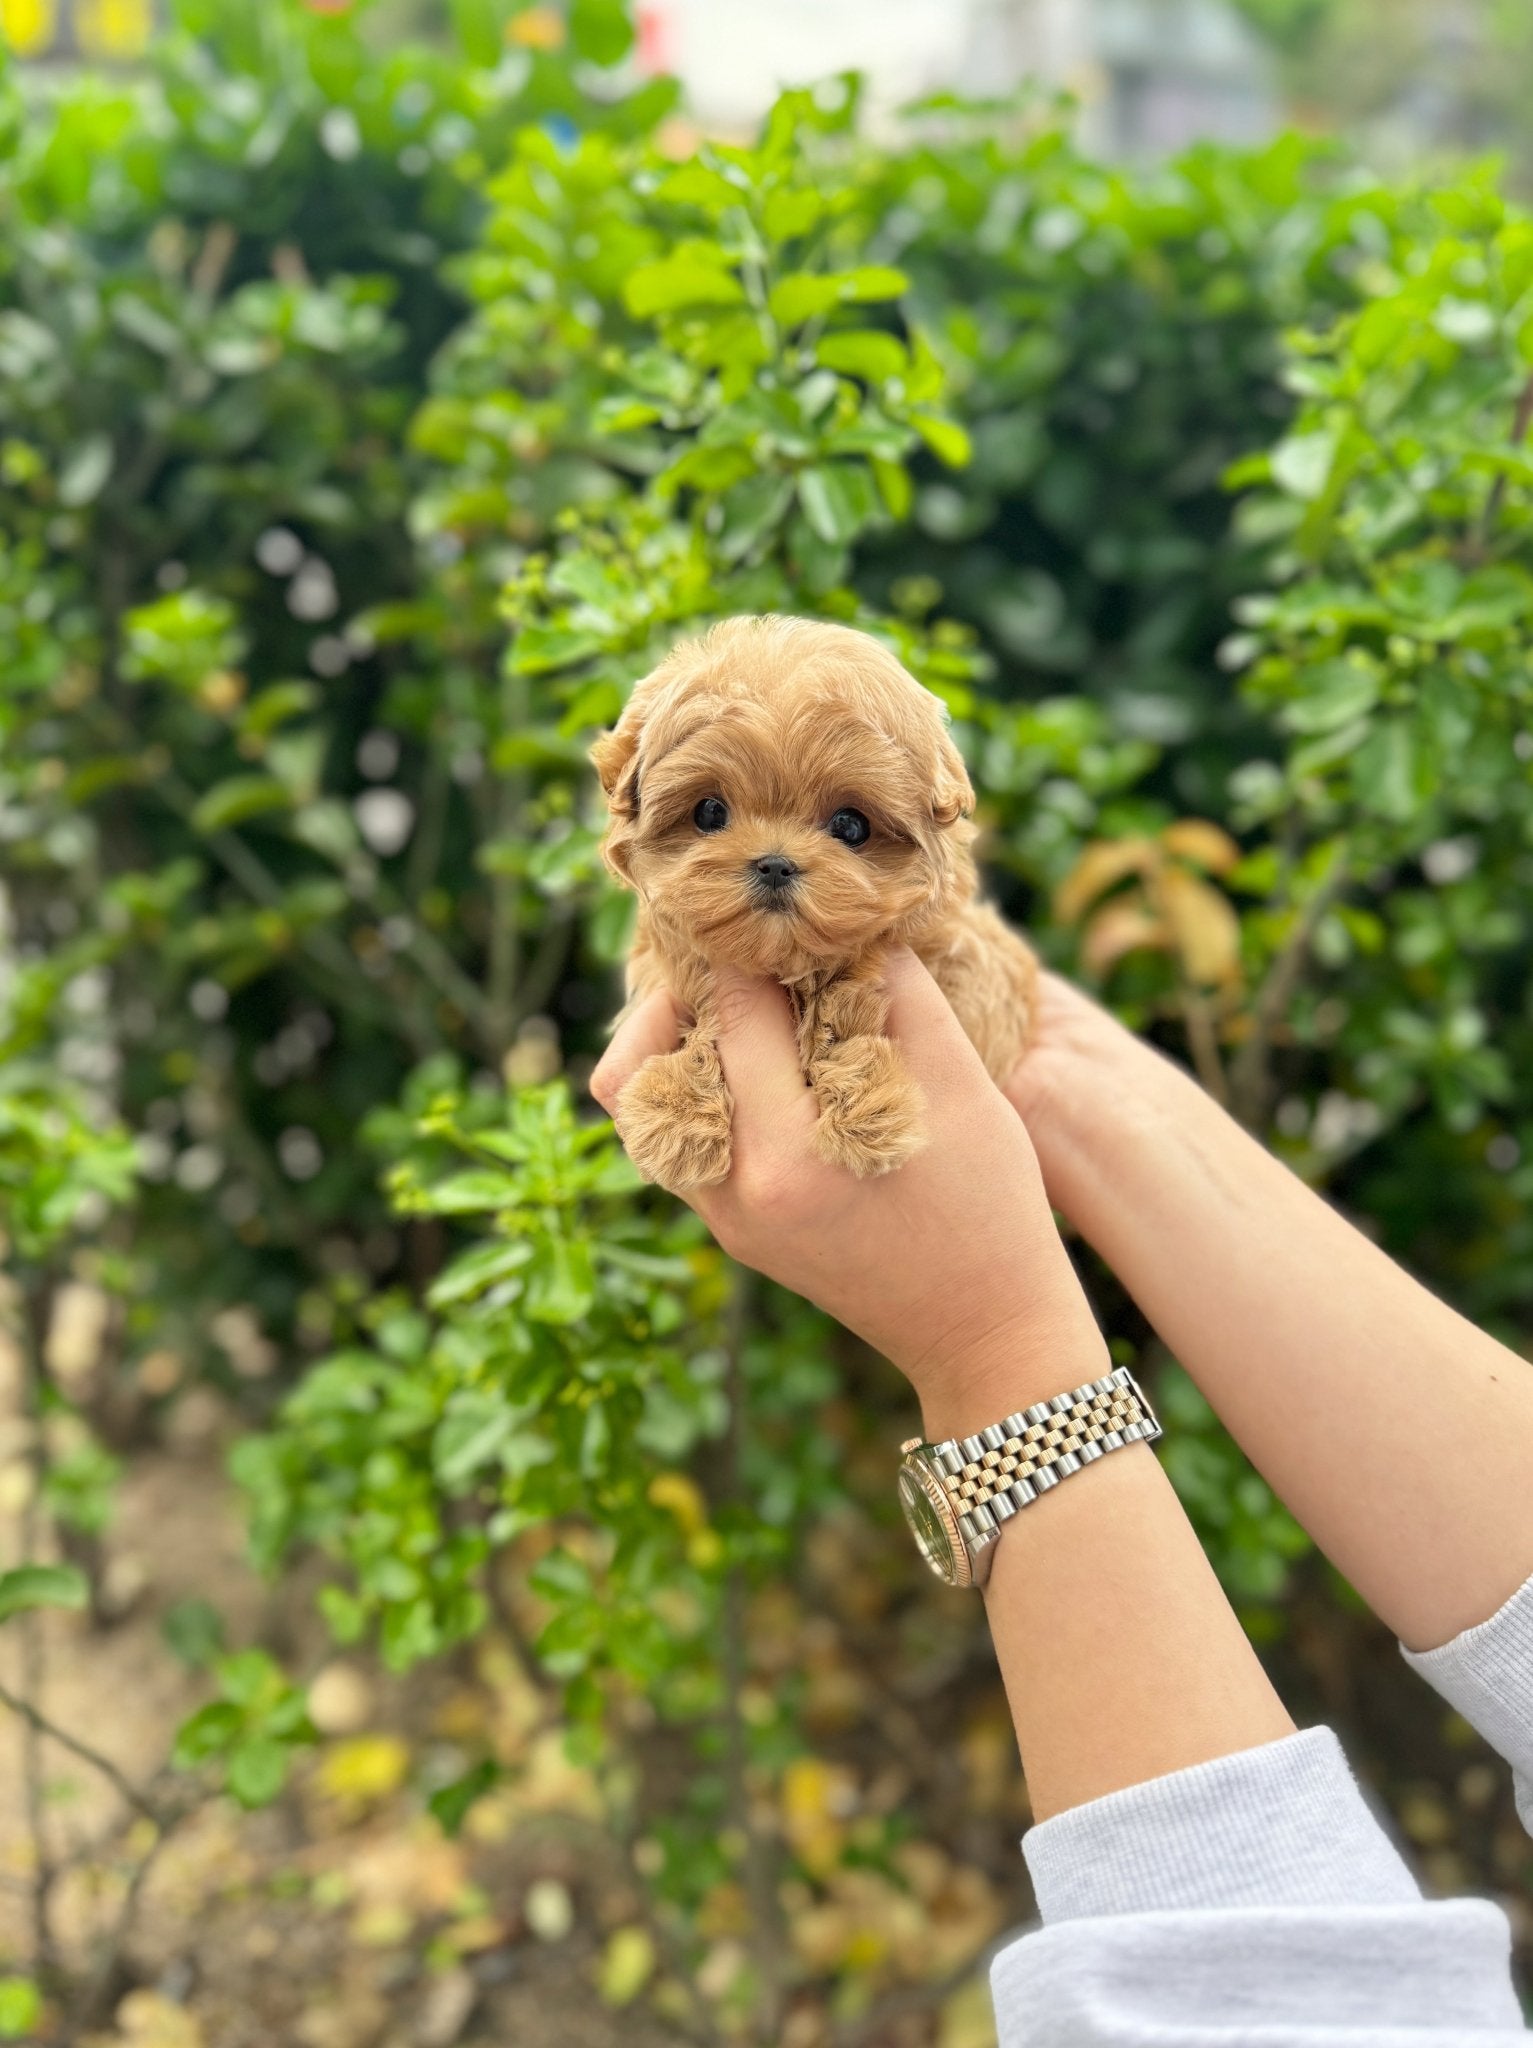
[880,946,991,1106]
[589,987,683,1118]
[705,966,814,1160]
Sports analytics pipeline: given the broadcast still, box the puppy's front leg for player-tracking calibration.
[802,967,925,1179]
[616,1028,733,1189]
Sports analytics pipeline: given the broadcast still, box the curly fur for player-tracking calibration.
[591,615,1037,1186]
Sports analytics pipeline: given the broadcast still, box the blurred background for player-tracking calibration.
[1,2,1532,2046]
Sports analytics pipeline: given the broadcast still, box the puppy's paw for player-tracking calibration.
[617,1043,733,1189]
[810,1036,926,1178]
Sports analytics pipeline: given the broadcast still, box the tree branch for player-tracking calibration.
[0,1677,166,1828]
[1228,844,1350,1130]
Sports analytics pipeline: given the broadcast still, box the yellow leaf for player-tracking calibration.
[1156,868,1243,987]
[0,0,57,58]
[508,5,564,48]
[597,1925,656,2006]
[646,1470,707,1534]
[939,1973,999,2048]
[780,1756,852,1877]
[1160,818,1241,873]
[1081,902,1167,976]
[315,1734,411,1808]
[1054,837,1155,924]
[75,0,153,59]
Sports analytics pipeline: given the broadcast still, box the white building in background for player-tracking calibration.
[637,0,1276,155]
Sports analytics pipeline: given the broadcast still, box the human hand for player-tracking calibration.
[998,967,1181,1222]
[590,948,1109,1442]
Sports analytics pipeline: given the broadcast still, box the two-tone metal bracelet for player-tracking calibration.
[896,1367,1163,1588]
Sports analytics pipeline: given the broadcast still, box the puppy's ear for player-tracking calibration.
[590,698,645,887]
[590,720,641,817]
[931,727,975,828]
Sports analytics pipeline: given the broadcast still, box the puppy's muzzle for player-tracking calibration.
[749,853,800,910]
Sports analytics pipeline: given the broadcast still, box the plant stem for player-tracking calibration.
[1228,843,1350,1131]
[487,663,529,1057]
[1472,369,1533,555]
[15,1278,58,1982]
[1178,982,1230,1108]
[719,1266,788,2045]
[0,1677,166,1828]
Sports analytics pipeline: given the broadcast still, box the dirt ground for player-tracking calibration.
[0,1408,1029,2048]
[1,1406,1529,2047]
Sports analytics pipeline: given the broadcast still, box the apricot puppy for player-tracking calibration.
[590,615,1036,1188]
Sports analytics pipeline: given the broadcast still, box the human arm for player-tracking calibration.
[1006,972,1533,1657]
[591,949,1528,2047]
[591,947,1295,1819]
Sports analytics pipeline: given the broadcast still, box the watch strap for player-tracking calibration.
[933,1367,1160,1535]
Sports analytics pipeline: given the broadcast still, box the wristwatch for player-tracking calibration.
[897,1367,1163,1589]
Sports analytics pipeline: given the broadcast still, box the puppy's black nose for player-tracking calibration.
[751,853,799,891]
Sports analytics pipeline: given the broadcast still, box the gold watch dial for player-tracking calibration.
[897,1459,970,1589]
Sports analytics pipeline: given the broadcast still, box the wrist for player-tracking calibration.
[910,1283,1112,1446]
[1011,1018,1197,1231]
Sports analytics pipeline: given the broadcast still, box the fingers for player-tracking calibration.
[880,947,991,1103]
[707,967,815,1158]
[589,988,683,1116]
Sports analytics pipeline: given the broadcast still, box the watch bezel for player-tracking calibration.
[897,1451,974,1590]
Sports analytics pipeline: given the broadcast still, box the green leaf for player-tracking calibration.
[162,1598,227,1669]
[0,1978,41,2041]
[0,1564,87,1624]
[58,433,113,508]
[318,1585,366,1645]
[797,461,880,546]
[871,455,913,519]
[173,1700,243,1766]
[433,1391,516,1490]
[190,776,291,835]
[509,623,606,675]
[1353,719,1434,822]
[910,411,972,469]
[418,1171,522,1215]
[426,1238,533,1308]
[816,330,907,383]
[768,266,908,326]
[1269,429,1337,501]
[1281,658,1381,734]
[449,0,501,66]
[718,473,794,563]
[429,1758,502,1836]
[225,1735,289,1809]
[571,0,635,65]
[624,254,746,319]
[524,1232,596,1324]
[762,189,822,243]
[215,1648,282,1708]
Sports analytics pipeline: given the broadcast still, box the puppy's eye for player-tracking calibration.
[693,796,729,833]
[826,807,871,848]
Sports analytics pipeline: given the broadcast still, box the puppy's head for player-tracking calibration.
[590,616,975,978]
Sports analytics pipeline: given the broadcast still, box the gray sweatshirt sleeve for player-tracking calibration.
[1402,1569,1533,1833]
[990,1569,1533,2047]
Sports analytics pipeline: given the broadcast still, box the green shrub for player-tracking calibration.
[5,5,1533,2030]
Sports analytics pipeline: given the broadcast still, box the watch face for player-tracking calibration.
[897,1460,968,1588]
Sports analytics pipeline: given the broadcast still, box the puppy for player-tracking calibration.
[590,615,1036,1187]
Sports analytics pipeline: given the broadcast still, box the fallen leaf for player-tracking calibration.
[939,1972,999,2048]
[315,1735,411,1811]
[597,1925,656,2006]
